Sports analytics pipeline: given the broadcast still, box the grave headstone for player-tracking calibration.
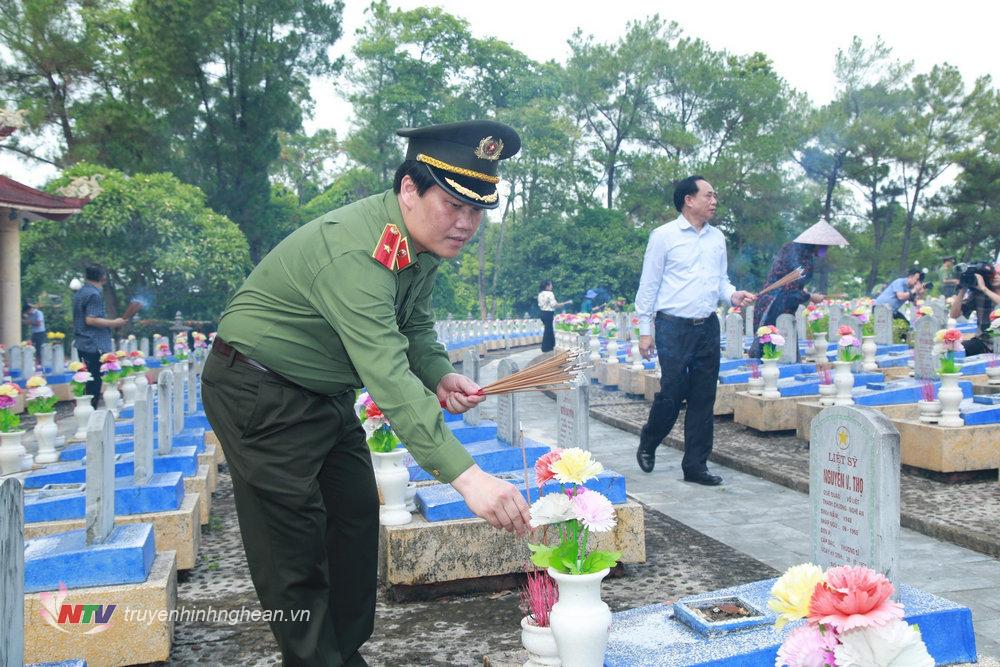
[795,305,807,341]
[134,383,155,485]
[52,343,65,374]
[495,358,521,446]
[913,316,940,380]
[828,304,845,337]
[462,349,481,426]
[157,370,174,455]
[70,346,79,363]
[8,346,20,376]
[187,361,198,414]
[23,346,35,374]
[173,363,185,434]
[931,301,947,324]
[744,304,755,337]
[140,337,150,358]
[874,304,893,345]
[724,313,743,360]
[776,313,798,364]
[41,343,53,371]
[810,405,900,584]
[556,377,590,451]
[0,478,24,667]
[86,410,116,545]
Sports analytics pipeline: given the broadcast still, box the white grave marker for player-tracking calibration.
[86,410,116,545]
[776,313,798,364]
[495,358,521,446]
[462,349,481,426]
[874,304,893,345]
[157,370,174,455]
[556,378,590,451]
[913,316,941,380]
[724,313,743,360]
[134,383,155,485]
[0,478,24,667]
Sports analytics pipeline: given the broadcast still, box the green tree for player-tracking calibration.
[21,163,251,322]
[271,129,341,204]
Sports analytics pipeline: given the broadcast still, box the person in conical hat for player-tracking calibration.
[750,220,849,358]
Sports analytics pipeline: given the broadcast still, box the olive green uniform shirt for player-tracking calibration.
[217,190,475,483]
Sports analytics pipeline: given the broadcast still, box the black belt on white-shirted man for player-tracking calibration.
[655,311,717,326]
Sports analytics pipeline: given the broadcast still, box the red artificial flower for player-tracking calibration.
[365,401,383,419]
[838,325,853,336]
[534,449,564,486]
[942,329,962,343]
[807,565,903,632]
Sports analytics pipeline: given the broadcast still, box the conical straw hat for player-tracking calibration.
[793,220,849,246]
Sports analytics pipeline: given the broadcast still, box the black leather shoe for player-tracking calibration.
[683,472,723,486]
[636,443,656,473]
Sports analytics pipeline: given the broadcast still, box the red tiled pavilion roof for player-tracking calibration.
[0,174,88,220]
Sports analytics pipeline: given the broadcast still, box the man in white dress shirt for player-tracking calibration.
[634,176,755,485]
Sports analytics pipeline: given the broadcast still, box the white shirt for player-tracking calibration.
[634,214,736,336]
[538,290,558,312]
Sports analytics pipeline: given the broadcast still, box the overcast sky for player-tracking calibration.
[4,0,998,186]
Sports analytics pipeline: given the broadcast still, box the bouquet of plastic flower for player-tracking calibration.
[0,382,22,432]
[756,325,785,360]
[354,391,400,453]
[914,306,933,318]
[603,318,618,339]
[69,364,93,397]
[25,376,58,414]
[988,308,1000,339]
[155,342,172,365]
[852,307,874,337]
[837,325,862,362]
[806,306,828,336]
[173,334,190,361]
[99,352,123,383]
[768,563,933,667]
[46,331,65,342]
[192,332,209,350]
[527,447,622,575]
[934,328,963,374]
[129,350,146,375]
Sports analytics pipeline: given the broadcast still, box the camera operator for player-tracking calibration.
[875,268,927,321]
[949,264,1000,356]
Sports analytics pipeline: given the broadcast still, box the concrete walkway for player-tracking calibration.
[479,348,1000,659]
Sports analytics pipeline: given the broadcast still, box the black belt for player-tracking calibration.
[211,338,303,389]
[655,312,716,326]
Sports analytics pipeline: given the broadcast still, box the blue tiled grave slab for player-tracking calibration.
[23,472,185,523]
[31,660,87,666]
[718,359,749,372]
[115,420,207,441]
[407,438,549,481]
[959,354,990,376]
[960,398,1000,425]
[718,363,815,385]
[974,394,1000,404]
[447,418,498,444]
[23,447,200,488]
[776,372,883,397]
[415,469,627,522]
[853,378,973,406]
[673,593,773,638]
[59,429,205,461]
[13,372,73,388]
[874,350,913,368]
[603,579,976,667]
[441,408,463,423]
[24,524,156,593]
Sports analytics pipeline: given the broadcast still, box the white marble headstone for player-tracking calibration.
[724,314,743,360]
[157,370,174,455]
[8,346,20,375]
[40,343,53,372]
[52,344,65,374]
[556,377,590,451]
[0,478,24,667]
[495,358,520,446]
[134,383,155,486]
[744,304,755,337]
[828,304,845,338]
[912,316,941,380]
[795,305,807,341]
[187,362,198,414]
[86,410,116,546]
[462,349,481,426]
[776,313,798,364]
[173,362,186,434]
[873,304,893,345]
[810,406,900,585]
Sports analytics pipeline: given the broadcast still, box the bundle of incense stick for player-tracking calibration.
[478,349,589,396]
[757,266,806,298]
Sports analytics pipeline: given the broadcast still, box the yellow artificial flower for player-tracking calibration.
[26,375,47,388]
[0,383,20,398]
[68,361,85,372]
[115,350,127,358]
[933,329,946,343]
[768,563,825,630]
[549,447,603,485]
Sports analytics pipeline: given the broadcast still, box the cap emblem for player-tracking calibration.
[474,136,504,161]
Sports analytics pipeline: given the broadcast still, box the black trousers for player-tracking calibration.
[540,310,555,352]
[31,331,46,365]
[640,313,721,476]
[201,350,376,666]
[79,349,103,409]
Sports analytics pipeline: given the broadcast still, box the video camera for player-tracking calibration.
[955,262,996,291]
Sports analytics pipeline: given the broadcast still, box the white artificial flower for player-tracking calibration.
[770,334,786,347]
[529,492,574,528]
[834,619,934,667]
[362,414,388,441]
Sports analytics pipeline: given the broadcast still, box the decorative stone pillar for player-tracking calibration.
[0,214,21,350]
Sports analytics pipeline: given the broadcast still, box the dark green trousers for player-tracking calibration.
[201,350,377,666]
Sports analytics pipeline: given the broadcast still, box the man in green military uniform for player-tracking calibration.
[202,120,530,666]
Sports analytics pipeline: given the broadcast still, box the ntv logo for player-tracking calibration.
[38,583,116,635]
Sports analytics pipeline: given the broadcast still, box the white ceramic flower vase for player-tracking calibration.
[548,567,612,667]
[761,358,780,399]
[918,399,942,424]
[818,381,836,406]
[630,342,643,371]
[0,430,29,474]
[812,332,829,363]
[937,372,965,428]
[121,375,138,407]
[987,365,1000,386]
[405,482,417,512]
[861,335,878,372]
[372,448,411,526]
[32,412,60,464]
[521,616,561,666]
[833,361,854,406]
[589,336,601,363]
[103,383,121,418]
[73,395,95,440]
[134,372,149,393]
[606,338,619,365]
[747,375,764,396]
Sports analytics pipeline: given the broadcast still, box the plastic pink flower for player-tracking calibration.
[775,623,839,667]
[0,395,13,410]
[571,488,616,532]
[27,386,54,400]
[808,565,903,631]
[72,371,93,383]
[771,334,786,347]
[534,448,564,486]
[838,325,854,336]
[838,336,860,348]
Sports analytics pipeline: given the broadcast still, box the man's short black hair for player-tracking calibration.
[906,268,925,280]
[539,280,553,292]
[673,175,707,213]
[393,160,437,196]
[85,264,106,282]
